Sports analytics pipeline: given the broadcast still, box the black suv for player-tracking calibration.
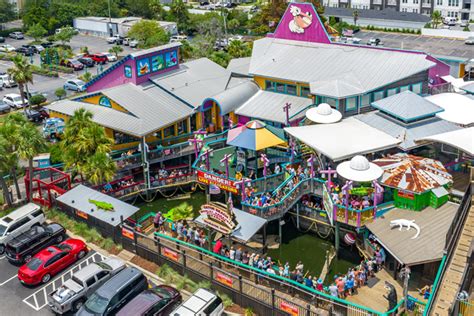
[6,223,66,264]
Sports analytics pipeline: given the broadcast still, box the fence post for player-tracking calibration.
[239,275,243,306]
[156,238,162,263]
[133,228,138,254]
[182,250,186,274]
[306,303,311,316]
[271,288,275,315]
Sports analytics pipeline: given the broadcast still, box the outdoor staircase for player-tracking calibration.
[431,186,473,315]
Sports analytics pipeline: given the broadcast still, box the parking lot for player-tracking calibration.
[356,30,473,58]
[0,250,106,315]
[1,33,141,102]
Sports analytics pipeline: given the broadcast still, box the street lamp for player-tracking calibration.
[260,153,269,191]
[201,147,214,171]
[220,153,233,178]
[236,178,252,202]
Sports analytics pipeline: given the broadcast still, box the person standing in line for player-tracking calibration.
[235,247,242,262]
[329,283,338,297]
[229,246,236,260]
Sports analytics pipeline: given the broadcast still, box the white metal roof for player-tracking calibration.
[416,127,474,156]
[227,57,251,76]
[249,37,435,98]
[209,81,259,115]
[235,90,312,124]
[425,93,474,126]
[150,58,242,108]
[284,117,401,161]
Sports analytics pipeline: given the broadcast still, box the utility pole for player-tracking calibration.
[108,0,113,36]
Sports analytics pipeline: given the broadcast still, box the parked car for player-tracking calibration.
[101,52,117,62]
[0,74,18,88]
[170,288,224,316]
[18,239,88,286]
[84,53,108,64]
[0,44,16,52]
[106,35,123,44]
[3,93,27,109]
[443,17,457,26]
[170,35,188,43]
[47,258,125,314]
[76,267,148,316]
[123,37,130,46]
[77,57,95,67]
[9,31,24,39]
[22,90,48,102]
[41,42,54,48]
[16,46,35,56]
[0,36,5,43]
[63,79,86,92]
[32,45,45,53]
[0,100,10,114]
[129,39,138,48]
[367,38,383,46]
[24,108,43,122]
[117,285,182,316]
[465,37,474,45]
[5,222,66,264]
[60,59,84,71]
[0,204,44,254]
[460,20,469,27]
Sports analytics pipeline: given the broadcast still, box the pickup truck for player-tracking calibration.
[47,258,125,314]
[106,35,123,44]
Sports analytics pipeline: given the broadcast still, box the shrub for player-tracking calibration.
[31,65,59,77]
[29,94,46,106]
[55,88,66,100]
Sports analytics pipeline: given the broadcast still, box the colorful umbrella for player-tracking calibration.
[226,120,286,151]
[373,153,452,194]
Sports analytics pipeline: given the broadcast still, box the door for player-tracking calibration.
[44,253,63,274]
[6,217,30,240]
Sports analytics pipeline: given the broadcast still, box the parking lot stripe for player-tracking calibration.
[0,275,18,286]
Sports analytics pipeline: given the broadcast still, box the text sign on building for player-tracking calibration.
[280,301,298,316]
[215,271,233,287]
[398,190,415,200]
[197,170,238,194]
[199,203,237,235]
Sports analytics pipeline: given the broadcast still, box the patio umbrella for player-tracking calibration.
[372,153,452,193]
[336,155,383,182]
[227,120,286,151]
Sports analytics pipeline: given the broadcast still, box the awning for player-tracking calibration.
[416,127,474,156]
[425,93,474,126]
[195,208,267,243]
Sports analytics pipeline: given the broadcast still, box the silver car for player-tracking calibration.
[48,258,125,314]
[465,37,474,45]
[63,79,86,92]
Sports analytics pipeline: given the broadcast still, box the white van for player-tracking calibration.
[170,288,224,316]
[0,203,44,254]
[444,17,457,26]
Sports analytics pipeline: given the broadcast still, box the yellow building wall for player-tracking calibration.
[81,95,129,113]
[253,76,313,100]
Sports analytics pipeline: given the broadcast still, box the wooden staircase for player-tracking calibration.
[431,192,474,315]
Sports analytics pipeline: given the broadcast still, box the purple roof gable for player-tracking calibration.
[269,2,331,44]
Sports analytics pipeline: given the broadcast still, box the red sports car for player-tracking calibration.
[18,239,88,286]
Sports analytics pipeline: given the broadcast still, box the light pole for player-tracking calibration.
[342,181,353,225]
[220,153,233,178]
[260,153,269,191]
[307,154,316,178]
[188,137,203,159]
[236,178,251,202]
[283,102,292,126]
[319,167,337,191]
[399,266,411,312]
[372,180,384,220]
[201,148,214,171]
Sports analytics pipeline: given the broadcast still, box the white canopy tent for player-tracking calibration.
[424,93,474,127]
[417,127,474,156]
[284,117,401,161]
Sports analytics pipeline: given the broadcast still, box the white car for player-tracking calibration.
[33,45,44,52]
[0,74,17,88]
[129,39,138,48]
[3,93,27,109]
[102,52,117,62]
[465,37,474,45]
[63,79,86,92]
[0,44,15,52]
[106,35,123,44]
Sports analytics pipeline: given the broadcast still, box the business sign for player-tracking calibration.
[76,210,89,220]
[197,170,238,194]
[199,203,237,235]
[121,227,134,240]
[162,247,179,262]
[215,271,233,287]
[322,185,334,225]
[280,301,298,316]
[398,190,415,200]
[98,96,112,108]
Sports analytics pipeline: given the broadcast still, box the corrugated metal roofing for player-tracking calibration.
[235,90,312,124]
[416,127,474,156]
[150,58,242,108]
[57,185,139,227]
[47,83,194,137]
[249,37,435,98]
[209,81,259,115]
[460,82,474,94]
[373,153,453,193]
[371,91,444,122]
[355,111,461,150]
[227,57,251,76]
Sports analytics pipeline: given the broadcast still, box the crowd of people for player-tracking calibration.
[99,176,140,195]
[330,184,375,210]
[151,168,190,187]
[154,212,208,248]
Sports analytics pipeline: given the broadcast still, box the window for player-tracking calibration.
[373,91,385,101]
[387,88,398,96]
[7,217,29,233]
[412,82,423,94]
[275,82,285,93]
[360,94,371,107]
[402,0,407,3]
[163,125,175,138]
[437,0,442,4]
[413,0,419,3]
[322,97,338,109]
[300,86,311,98]
[345,97,358,111]
[96,271,109,281]
[265,80,274,91]
[400,85,410,92]
[177,120,188,135]
[113,131,139,145]
[32,210,43,217]
[286,84,297,95]
[86,277,96,287]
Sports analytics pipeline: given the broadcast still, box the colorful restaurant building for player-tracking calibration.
[47,1,450,150]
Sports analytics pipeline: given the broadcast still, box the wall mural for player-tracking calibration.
[137,57,151,77]
[135,49,178,77]
[165,50,178,68]
[289,5,313,34]
[98,96,112,108]
[124,65,132,78]
[152,55,165,72]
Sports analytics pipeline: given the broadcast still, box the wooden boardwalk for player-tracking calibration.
[431,196,474,315]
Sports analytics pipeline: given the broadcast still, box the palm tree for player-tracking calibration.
[0,139,14,206]
[7,55,34,109]
[227,40,251,59]
[82,152,116,185]
[17,123,46,202]
[431,11,442,29]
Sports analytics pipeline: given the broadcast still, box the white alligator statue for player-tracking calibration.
[389,219,421,239]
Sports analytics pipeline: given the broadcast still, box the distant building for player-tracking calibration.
[73,17,178,38]
[323,1,474,21]
[8,0,24,11]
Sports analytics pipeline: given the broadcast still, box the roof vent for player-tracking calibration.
[349,155,370,171]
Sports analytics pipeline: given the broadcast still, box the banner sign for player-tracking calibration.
[76,210,89,220]
[197,170,238,194]
[280,301,298,316]
[162,247,179,262]
[199,203,237,235]
[121,227,134,240]
[215,271,233,287]
[322,185,334,225]
[398,190,414,200]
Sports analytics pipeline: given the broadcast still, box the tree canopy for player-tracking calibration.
[0,0,15,24]
[27,23,48,42]
[127,20,169,49]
